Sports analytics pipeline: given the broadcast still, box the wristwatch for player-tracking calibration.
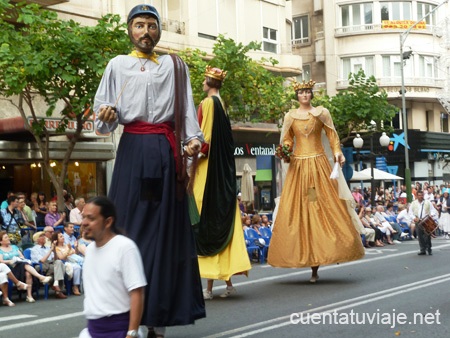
[127,330,138,337]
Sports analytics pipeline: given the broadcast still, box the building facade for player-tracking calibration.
[0,0,301,209]
[291,0,450,186]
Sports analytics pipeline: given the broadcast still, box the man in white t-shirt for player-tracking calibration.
[79,196,147,338]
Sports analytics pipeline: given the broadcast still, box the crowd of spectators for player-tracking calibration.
[0,189,89,305]
[352,181,450,247]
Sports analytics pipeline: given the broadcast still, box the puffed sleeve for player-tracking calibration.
[94,59,119,133]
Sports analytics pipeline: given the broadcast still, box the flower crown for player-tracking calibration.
[205,65,227,81]
[292,79,316,91]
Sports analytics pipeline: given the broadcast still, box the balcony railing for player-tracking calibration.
[335,23,435,36]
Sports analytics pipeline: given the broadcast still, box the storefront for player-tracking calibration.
[232,123,281,212]
[0,117,114,200]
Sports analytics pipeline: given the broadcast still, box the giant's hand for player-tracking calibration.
[97,106,117,123]
[185,139,202,157]
[335,153,345,167]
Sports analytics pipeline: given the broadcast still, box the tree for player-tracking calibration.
[313,70,398,143]
[0,1,131,211]
[178,35,296,124]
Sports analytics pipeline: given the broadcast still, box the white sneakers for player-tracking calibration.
[220,287,237,298]
[203,290,213,300]
[203,286,237,299]
[445,234,450,240]
[393,240,402,244]
[400,232,409,238]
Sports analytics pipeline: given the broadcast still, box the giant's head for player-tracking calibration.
[127,4,161,53]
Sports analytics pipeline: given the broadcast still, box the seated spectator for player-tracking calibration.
[260,215,272,228]
[374,205,398,244]
[30,232,67,299]
[242,215,251,231]
[250,214,262,235]
[397,203,415,239]
[64,193,75,222]
[1,262,28,306]
[43,226,55,247]
[17,195,36,244]
[436,189,450,239]
[45,201,66,228]
[0,191,14,210]
[69,197,85,225]
[0,231,51,303]
[53,231,82,295]
[17,193,35,229]
[34,192,48,228]
[0,195,23,245]
[63,222,78,247]
[76,225,92,257]
[356,208,376,248]
[362,207,385,247]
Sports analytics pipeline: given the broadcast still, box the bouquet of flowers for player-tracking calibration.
[275,144,292,163]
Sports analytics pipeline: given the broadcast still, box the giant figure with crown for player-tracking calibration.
[267,80,365,282]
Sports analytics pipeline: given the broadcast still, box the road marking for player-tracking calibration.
[0,311,84,331]
[203,273,450,338]
[0,315,36,323]
[224,243,450,290]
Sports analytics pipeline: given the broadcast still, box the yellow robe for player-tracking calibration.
[194,96,251,280]
[267,107,365,268]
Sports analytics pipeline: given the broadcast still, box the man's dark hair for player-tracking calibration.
[7,194,17,205]
[86,196,120,234]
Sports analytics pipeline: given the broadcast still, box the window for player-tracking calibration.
[292,15,309,45]
[341,3,373,31]
[419,55,436,79]
[441,113,449,133]
[342,56,374,79]
[381,2,412,21]
[382,55,413,78]
[263,27,278,53]
[418,2,436,25]
[302,65,311,81]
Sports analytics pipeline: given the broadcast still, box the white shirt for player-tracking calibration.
[69,208,83,225]
[396,209,412,226]
[94,55,203,145]
[83,235,147,319]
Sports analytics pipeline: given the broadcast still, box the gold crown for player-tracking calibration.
[205,65,227,81]
[292,80,316,91]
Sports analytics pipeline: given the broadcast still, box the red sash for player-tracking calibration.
[124,120,178,172]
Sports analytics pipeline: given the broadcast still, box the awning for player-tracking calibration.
[0,140,115,162]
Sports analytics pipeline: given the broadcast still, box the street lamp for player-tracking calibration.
[353,132,390,205]
[399,0,449,202]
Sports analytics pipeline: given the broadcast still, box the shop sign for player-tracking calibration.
[234,144,276,156]
[27,117,94,133]
[381,20,426,29]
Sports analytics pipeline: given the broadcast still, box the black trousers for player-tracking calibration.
[416,224,432,252]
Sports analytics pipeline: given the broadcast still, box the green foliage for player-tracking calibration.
[0,0,131,124]
[313,70,398,142]
[0,0,131,208]
[179,35,294,124]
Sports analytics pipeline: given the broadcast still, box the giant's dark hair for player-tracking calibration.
[205,76,223,89]
[295,88,314,100]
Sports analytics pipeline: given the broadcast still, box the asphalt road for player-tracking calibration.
[2,237,450,338]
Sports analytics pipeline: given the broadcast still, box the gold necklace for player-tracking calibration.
[298,116,316,138]
[138,58,150,72]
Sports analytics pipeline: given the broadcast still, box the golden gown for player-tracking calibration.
[267,107,365,268]
[194,95,251,280]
